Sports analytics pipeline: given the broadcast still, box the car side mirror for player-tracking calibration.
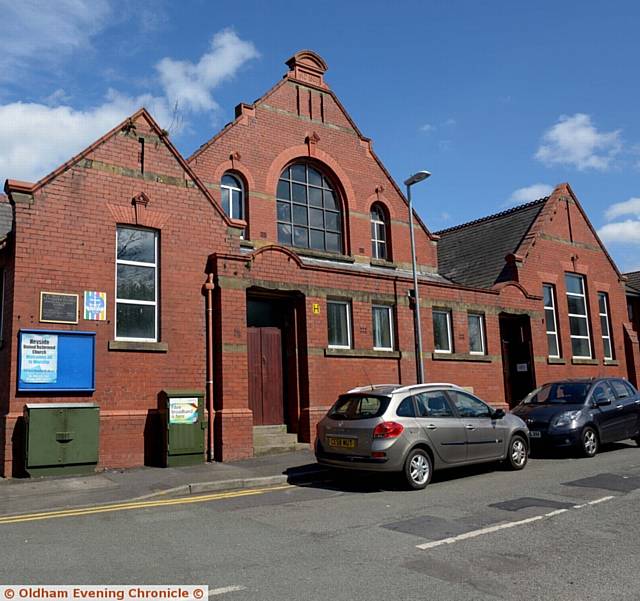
[492,408,506,420]
[595,397,611,407]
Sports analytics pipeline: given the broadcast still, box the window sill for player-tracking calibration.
[239,239,254,249]
[369,258,397,269]
[109,340,169,352]
[431,352,492,363]
[324,348,401,359]
[547,357,566,365]
[603,359,620,366]
[293,247,355,263]
[571,358,598,365]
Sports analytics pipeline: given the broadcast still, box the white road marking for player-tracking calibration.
[573,495,616,509]
[416,495,616,551]
[208,586,246,596]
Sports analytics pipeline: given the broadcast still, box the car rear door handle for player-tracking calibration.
[635,400,640,405]
[426,424,437,430]
[465,424,475,430]
[617,404,624,410]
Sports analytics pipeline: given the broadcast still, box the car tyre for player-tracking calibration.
[580,426,599,457]
[506,435,528,470]
[403,448,432,490]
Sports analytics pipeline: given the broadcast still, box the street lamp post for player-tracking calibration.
[404,170,431,384]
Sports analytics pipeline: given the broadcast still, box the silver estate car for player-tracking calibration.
[315,383,530,489]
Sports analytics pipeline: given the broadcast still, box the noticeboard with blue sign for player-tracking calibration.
[18,329,96,392]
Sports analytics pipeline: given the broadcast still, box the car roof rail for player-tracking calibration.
[393,382,461,394]
[346,384,400,393]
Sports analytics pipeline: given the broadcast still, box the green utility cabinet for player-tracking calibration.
[24,403,100,477]
[161,390,206,467]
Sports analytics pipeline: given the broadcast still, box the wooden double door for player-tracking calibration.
[247,327,284,425]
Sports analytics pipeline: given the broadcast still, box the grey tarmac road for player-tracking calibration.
[1,442,640,601]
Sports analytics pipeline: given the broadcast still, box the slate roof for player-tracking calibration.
[0,194,12,240]
[435,198,548,289]
[625,271,640,296]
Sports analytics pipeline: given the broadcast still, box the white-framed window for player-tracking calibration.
[327,300,351,349]
[468,313,486,355]
[565,273,592,359]
[115,226,158,342]
[370,204,388,260]
[543,284,561,358]
[598,292,613,360]
[372,304,394,350]
[221,173,244,220]
[433,309,453,354]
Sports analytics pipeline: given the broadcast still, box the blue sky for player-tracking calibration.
[1,0,639,270]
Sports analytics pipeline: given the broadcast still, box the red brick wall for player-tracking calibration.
[188,77,437,272]
[516,187,631,385]
[1,113,236,476]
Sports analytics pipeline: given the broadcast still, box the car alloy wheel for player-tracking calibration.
[404,448,432,490]
[581,427,598,457]
[509,436,528,469]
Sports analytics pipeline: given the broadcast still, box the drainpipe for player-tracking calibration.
[204,272,215,462]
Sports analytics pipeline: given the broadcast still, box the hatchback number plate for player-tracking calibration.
[327,436,357,449]
[529,431,541,438]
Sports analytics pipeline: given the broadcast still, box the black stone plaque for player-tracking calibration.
[40,292,79,324]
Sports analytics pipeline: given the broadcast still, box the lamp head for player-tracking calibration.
[404,170,431,187]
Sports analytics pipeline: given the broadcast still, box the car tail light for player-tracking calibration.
[373,421,404,439]
[371,451,386,458]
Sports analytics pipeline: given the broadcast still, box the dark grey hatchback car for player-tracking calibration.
[511,378,640,456]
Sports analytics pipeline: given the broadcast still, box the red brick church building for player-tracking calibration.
[0,50,636,476]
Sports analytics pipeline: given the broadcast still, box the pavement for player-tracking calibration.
[0,449,326,516]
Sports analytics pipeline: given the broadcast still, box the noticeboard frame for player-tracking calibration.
[18,329,96,393]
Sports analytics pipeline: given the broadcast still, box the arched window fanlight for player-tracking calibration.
[276,163,342,253]
[370,203,389,260]
[220,173,244,220]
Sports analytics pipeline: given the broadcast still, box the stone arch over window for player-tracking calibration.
[220,172,245,221]
[370,202,391,260]
[276,162,343,253]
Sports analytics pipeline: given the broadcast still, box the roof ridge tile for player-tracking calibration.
[435,197,549,235]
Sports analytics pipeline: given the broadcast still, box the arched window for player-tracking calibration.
[370,203,389,260]
[220,173,244,220]
[276,163,342,253]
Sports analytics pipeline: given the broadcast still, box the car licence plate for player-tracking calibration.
[529,431,541,438]
[327,436,357,449]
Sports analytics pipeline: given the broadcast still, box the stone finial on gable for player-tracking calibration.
[286,50,328,88]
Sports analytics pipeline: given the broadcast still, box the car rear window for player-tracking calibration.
[328,394,391,420]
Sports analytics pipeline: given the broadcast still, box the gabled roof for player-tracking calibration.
[0,193,12,241]
[435,198,548,288]
[625,271,640,296]
[188,50,437,242]
[3,108,232,226]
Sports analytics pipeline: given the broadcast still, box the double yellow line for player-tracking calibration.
[0,483,293,525]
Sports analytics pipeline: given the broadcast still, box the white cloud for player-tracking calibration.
[0,0,112,81]
[535,113,622,171]
[604,197,640,221]
[0,90,171,183]
[156,29,259,113]
[598,220,640,244]
[419,123,435,133]
[508,183,554,205]
[0,27,260,183]
[443,118,456,127]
